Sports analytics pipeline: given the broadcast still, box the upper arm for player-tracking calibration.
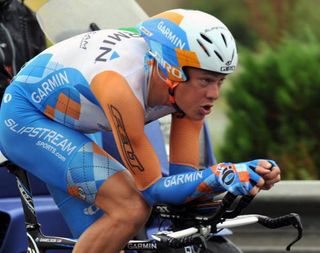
[91,71,162,190]
[169,114,204,168]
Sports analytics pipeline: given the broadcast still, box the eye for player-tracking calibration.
[199,77,212,87]
[218,78,225,86]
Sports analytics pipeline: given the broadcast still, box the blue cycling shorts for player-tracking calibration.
[0,83,126,237]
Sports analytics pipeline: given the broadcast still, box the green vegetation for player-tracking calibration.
[221,34,320,179]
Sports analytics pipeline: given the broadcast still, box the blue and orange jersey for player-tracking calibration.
[12,29,175,131]
[7,29,203,190]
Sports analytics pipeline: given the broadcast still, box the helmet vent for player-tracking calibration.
[214,51,224,62]
[200,33,213,44]
[197,39,210,57]
[221,33,227,47]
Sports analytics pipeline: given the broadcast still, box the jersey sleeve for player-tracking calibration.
[90,71,162,190]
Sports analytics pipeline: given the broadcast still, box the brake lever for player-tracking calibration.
[257,213,303,251]
[285,213,303,251]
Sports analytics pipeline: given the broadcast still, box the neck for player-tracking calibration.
[147,66,171,107]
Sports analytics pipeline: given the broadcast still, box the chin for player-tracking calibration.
[185,113,205,121]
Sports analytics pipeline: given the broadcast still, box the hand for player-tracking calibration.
[211,162,265,196]
[248,159,281,190]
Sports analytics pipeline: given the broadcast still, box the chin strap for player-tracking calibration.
[153,60,185,117]
[165,79,185,118]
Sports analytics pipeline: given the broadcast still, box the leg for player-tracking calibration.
[0,86,151,252]
[73,170,151,253]
[64,141,150,253]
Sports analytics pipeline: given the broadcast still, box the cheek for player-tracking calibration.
[179,92,201,111]
[175,84,203,106]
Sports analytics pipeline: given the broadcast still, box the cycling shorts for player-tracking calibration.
[0,83,125,204]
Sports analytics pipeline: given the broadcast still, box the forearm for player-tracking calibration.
[142,160,270,206]
[142,167,222,205]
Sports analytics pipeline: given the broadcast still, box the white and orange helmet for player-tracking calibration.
[138,9,238,82]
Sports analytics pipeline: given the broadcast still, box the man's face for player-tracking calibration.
[174,67,226,121]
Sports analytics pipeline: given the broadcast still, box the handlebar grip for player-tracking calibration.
[157,233,206,249]
[258,213,303,251]
[258,213,301,229]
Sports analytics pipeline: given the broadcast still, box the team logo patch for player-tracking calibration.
[3,93,12,103]
[218,164,236,186]
[67,186,86,200]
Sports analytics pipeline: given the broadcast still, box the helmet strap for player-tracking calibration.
[166,79,185,118]
[155,61,185,117]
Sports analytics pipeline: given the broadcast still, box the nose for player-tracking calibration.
[206,83,220,100]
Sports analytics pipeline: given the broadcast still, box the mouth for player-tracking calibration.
[200,104,213,115]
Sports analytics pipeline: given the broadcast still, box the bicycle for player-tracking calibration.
[0,158,303,253]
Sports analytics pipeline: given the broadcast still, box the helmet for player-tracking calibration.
[138,9,238,82]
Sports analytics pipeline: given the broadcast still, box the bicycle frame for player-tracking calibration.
[1,160,303,252]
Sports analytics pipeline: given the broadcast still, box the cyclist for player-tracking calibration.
[0,9,280,253]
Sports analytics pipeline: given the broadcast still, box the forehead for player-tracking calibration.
[185,67,227,78]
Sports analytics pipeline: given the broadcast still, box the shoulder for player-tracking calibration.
[44,29,147,65]
[50,29,144,51]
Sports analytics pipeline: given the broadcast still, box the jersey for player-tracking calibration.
[0,28,181,198]
[13,29,175,132]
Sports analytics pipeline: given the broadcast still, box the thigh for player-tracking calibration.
[47,184,104,238]
[0,84,125,197]
[0,86,88,190]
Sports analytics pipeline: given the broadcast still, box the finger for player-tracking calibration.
[255,165,273,175]
[262,183,273,190]
[258,160,276,170]
[248,169,265,189]
[249,185,261,196]
[264,174,281,185]
[262,167,281,180]
[255,177,265,188]
[262,175,281,190]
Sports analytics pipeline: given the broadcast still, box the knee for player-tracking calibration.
[116,193,151,229]
[97,187,151,230]
[95,171,151,230]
